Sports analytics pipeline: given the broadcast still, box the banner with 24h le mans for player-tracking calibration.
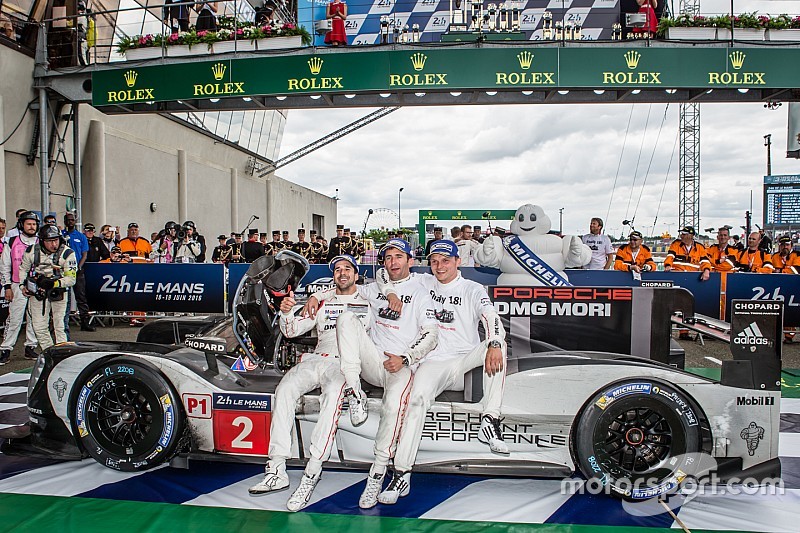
[84,263,226,314]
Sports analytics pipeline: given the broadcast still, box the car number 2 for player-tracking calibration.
[213,411,270,454]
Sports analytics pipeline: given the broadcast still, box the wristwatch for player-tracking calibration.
[488,340,502,349]
[401,355,410,366]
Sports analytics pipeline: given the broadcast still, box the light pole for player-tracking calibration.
[559,207,564,234]
[764,134,772,176]
[398,187,404,230]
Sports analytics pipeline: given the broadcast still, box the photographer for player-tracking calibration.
[20,225,77,351]
[183,221,206,263]
[173,222,202,263]
[153,221,179,264]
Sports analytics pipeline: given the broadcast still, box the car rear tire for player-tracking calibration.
[71,359,185,472]
[573,380,702,501]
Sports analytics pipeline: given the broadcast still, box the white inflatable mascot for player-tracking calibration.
[476,204,592,286]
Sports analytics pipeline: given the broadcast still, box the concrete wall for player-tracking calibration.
[1,44,338,245]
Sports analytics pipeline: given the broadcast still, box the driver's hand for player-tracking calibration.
[280,291,296,314]
[701,269,710,281]
[387,293,403,314]
[303,296,320,319]
[485,346,504,376]
[4,288,13,302]
[383,352,405,373]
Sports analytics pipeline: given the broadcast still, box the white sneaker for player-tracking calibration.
[348,388,368,427]
[286,472,320,512]
[477,414,510,455]
[377,470,411,504]
[248,463,290,495]
[358,471,384,509]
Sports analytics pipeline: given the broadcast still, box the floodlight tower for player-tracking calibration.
[678,0,701,232]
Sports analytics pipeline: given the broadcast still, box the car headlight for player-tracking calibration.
[28,353,47,398]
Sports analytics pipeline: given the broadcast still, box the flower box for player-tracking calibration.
[125,47,164,60]
[212,39,257,53]
[167,44,211,57]
[666,27,717,40]
[257,35,303,50]
[767,28,800,41]
[731,27,765,40]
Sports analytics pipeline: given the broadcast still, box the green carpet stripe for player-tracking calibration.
[0,493,763,533]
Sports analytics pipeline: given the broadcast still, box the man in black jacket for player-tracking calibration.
[84,223,110,263]
[243,229,266,262]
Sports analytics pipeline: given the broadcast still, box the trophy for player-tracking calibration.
[555,20,563,40]
[612,22,622,40]
[380,15,390,44]
[499,3,507,31]
[511,6,521,31]
[543,11,553,40]
[402,24,409,43]
[564,21,573,40]
[574,22,582,40]
[412,23,420,42]
[470,0,483,32]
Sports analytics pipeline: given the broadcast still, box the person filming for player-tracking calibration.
[20,225,77,351]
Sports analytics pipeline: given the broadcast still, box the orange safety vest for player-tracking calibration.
[613,244,656,272]
[663,240,711,272]
[771,251,800,274]
[119,237,152,258]
[735,248,774,273]
[707,243,737,272]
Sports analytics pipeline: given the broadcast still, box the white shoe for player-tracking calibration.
[358,471,384,509]
[348,388,368,427]
[477,414,510,455]
[377,470,411,504]
[286,472,320,512]
[248,463,290,495]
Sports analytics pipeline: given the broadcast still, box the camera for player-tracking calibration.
[176,228,187,240]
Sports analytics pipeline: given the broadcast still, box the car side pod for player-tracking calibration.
[184,336,227,375]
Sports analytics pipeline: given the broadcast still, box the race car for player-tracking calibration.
[3,251,781,501]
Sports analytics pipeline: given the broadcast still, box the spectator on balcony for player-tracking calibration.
[195,1,218,32]
[325,0,348,46]
[630,0,657,38]
[255,0,276,25]
[164,0,190,33]
[0,2,13,40]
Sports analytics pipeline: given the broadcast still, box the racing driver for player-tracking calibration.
[305,238,439,509]
[248,254,370,511]
[375,239,508,504]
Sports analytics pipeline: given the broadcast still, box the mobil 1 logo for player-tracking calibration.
[730,299,783,390]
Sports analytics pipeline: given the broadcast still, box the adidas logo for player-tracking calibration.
[733,321,771,350]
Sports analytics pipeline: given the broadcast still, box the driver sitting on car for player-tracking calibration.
[373,239,508,505]
[248,254,371,512]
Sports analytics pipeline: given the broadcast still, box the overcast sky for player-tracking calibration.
[277,0,800,238]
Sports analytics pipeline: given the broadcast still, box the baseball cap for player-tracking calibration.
[111,246,122,253]
[128,222,139,229]
[84,223,96,231]
[629,230,643,240]
[779,235,792,244]
[379,238,413,258]
[679,226,696,236]
[427,240,459,258]
[328,254,359,272]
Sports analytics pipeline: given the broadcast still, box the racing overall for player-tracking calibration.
[735,249,774,273]
[772,251,800,274]
[0,234,39,353]
[327,276,438,474]
[268,293,370,476]
[707,243,738,272]
[663,240,712,272]
[19,243,77,350]
[377,270,507,472]
[613,244,656,272]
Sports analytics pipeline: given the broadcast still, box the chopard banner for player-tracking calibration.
[92,47,800,106]
[84,263,225,313]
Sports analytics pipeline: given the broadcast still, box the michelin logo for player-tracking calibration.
[734,322,772,352]
[595,382,652,410]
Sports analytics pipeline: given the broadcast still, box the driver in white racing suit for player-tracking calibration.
[305,238,439,509]
[375,238,508,504]
[248,254,370,511]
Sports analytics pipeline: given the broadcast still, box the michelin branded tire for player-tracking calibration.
[71,359,185,472]
[573,379,702,501]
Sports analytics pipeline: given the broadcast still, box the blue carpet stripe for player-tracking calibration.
[77,460,263,504]
[304,471,485,518]
[0,447,63,481]
[545,480,680,529]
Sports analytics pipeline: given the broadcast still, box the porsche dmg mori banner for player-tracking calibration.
[489,286,634,356]
[84,263,225,313]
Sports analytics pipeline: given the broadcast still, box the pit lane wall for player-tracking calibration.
[83,263,799,326]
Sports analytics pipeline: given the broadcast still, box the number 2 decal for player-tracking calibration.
[231,416,254,449]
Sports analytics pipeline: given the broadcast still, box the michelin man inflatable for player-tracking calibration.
[476,204,592,286]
